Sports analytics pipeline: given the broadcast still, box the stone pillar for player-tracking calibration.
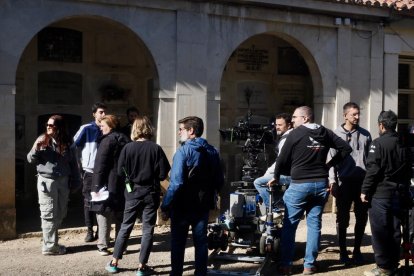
[383,34,401,114]
[176,11,208,135]
[335,25,352,127]
[368,26,385,136]
[0,84,16,239]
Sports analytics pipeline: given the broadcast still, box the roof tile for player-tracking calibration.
[329,0,414,12]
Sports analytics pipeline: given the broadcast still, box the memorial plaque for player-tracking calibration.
[38,27,82,63]
[236,45,269,72]
[38,71,82,105]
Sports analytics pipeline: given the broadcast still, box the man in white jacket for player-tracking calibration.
[253,113,292,210]
[73,102,107,242]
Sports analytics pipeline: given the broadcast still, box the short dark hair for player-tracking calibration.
[126,106,139,116]
[91,102,107,113]
[378,110,397,131]
[275,113,292,127]
[343,102,360,114]
[178,116,204,137]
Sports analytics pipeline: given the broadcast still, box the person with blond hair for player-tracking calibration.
[27,115,81,255]
[105,115,170,275]
[91,115,129,255]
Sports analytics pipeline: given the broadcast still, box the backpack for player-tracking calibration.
[175,147,217,211]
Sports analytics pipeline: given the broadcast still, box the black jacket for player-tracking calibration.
[117,140,171,201]
[91,131,130,212]
[274,124,352,182]
[361,131,411,199]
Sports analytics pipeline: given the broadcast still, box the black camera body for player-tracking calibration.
[220,112,274,186]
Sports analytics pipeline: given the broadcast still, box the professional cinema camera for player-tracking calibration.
[207,110,287,272]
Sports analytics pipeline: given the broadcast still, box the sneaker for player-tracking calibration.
[42,245,66,255]
[98,248,111,256]
[303,266,317,275]
[363,266,394,276]
[84,230,95,242]
[105,261,119,274]
[136,266,155,276]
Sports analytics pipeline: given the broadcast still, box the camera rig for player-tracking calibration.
[207,111,286,276]
[219,110,274,184]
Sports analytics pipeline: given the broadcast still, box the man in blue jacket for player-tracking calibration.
[73,102,107,242]
[161,116,224,276]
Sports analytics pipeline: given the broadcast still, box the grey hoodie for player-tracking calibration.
[328,124,372,183]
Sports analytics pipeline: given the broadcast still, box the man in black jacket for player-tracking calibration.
[361,110,411,276]
[268,106,352,275]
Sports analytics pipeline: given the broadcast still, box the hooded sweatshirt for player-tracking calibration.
[328,124,371,183]
[161,137,224,212]
[274,124,352,182]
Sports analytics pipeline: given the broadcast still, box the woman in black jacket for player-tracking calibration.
[92,115,129,256]
[105,115,171,275]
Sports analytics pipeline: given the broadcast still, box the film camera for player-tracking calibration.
[219,111,274,183]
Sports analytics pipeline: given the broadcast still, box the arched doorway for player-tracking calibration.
[15,16,158,233]
[219,34,315,209]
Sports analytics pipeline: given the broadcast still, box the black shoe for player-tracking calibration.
[340,253,352,266]
[84,230,94,242]
[352,251,365,265]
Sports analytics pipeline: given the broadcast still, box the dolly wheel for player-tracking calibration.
[259,236,266,255]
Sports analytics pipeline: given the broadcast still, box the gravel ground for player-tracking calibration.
[0,213,411,276]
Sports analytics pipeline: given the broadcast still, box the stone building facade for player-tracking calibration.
[1,0,414,239]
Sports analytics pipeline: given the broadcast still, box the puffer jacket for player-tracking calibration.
[91,131,129,212]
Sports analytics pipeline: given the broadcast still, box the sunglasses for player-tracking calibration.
[46,124,56,128]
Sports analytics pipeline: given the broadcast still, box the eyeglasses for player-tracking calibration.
[46,124,55,128]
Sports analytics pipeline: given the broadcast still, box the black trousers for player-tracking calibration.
[82,172,96,229]
[336,179,368,251]
[112,192,159,264]
[369,196,402,270]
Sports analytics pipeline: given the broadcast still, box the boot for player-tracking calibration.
[84,228,94,242]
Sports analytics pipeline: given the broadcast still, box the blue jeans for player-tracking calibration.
[280,181,329,269]
[170,209,209,276]
[254,174,291,207]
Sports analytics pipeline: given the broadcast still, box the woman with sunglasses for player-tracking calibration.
[27,115,81,255]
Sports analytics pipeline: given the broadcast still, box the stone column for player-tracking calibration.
[383,34,400,113]
[176,10,208,137]
[0,84,16,239]
[334,25,352,128]
[368,26,385,136]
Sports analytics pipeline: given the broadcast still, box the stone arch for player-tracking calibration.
[14,15,159,233]
[216,31,323,210]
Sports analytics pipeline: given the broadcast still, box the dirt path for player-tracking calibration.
[0,213,404,275]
